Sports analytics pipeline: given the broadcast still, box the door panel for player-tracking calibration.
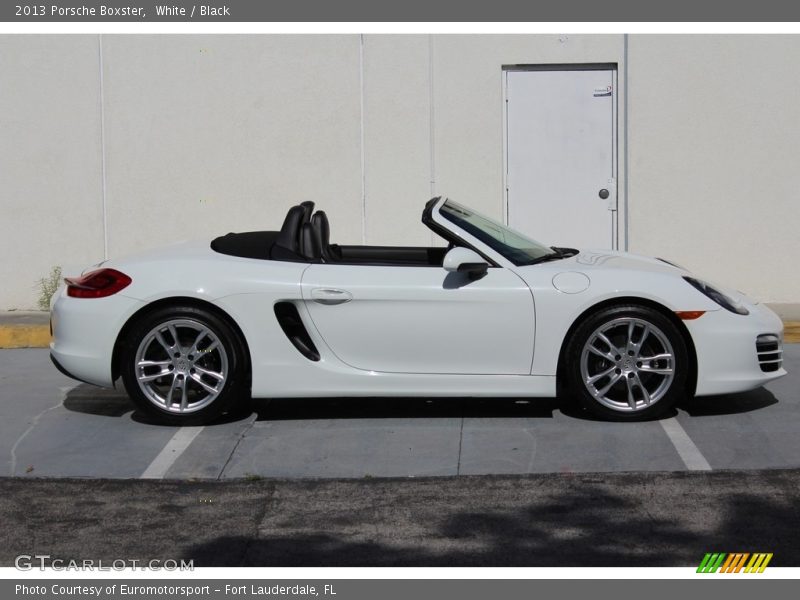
[301,264,535,375]
[506,68,617,249]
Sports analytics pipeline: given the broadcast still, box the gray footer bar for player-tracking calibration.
[3,580,796,600]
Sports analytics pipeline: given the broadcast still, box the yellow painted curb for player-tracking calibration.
[0,325,51,349]
[0,321,798,349]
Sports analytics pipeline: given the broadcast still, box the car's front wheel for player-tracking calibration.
[563,304,689,421]
[120,305,248,425]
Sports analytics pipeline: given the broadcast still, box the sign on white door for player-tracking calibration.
[505,67,617,249]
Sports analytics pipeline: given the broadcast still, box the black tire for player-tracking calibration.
[120,304,248,425]
[562,304,689,421]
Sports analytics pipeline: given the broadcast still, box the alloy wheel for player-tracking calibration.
[134,318,229,414]
[579,317,675,413]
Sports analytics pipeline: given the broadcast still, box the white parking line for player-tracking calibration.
[660,417,712,471]
[140,427,205,479]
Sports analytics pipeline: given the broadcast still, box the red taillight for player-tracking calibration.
[65,269,132,298]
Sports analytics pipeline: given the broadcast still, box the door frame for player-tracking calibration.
[502,63,621,250]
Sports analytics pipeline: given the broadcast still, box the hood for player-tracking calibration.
[558,249,688,275]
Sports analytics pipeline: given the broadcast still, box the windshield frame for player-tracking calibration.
[437,200,557,266]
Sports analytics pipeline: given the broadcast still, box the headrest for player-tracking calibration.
[274,205,306,252]
[311,210,330,244]
[300,201,315,224]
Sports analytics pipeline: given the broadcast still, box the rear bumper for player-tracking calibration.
[688,303,787,396]
[50,352,96,386]
[49,286,144,388]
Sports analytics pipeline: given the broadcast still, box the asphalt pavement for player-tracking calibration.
[2,346,799,567]
[1,347,799,478]
[1,469,798,566]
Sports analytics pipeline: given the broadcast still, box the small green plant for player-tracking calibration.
[36,266,62,310]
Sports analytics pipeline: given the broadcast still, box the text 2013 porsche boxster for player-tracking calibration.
[50,198,786,424]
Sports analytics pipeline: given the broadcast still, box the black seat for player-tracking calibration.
[311,211,339,263]
[271,205,306,260]
[300,222,321,261]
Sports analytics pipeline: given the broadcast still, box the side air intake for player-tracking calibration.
[274,302,320,362]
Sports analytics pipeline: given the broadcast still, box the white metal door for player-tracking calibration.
[301,264,534,375]
[505,67,617,249]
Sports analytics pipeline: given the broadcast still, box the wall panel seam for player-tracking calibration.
[359,34,366,245]
[98,34,109,259]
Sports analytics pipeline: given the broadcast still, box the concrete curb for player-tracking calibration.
[1,320,799,349]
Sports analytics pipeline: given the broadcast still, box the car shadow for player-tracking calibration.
[253,396,563,422]
[62,384,135,418]
[61,383,779,424]
[61,383,250,426]
[677,386,779,416]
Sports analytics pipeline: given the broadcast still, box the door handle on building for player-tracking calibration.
[602,178,617,211]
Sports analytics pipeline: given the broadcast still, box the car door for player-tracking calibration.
[301,263,535,374]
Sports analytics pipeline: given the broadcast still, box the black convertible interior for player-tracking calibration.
[210,201,449,267]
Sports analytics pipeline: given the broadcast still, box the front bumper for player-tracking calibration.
[687,303,787,396]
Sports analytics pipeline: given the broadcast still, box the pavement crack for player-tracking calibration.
[216,414,256,480]
[9,386,73,476]
[456,400,465,475]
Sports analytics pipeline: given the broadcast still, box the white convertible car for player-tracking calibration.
[50,198,786,424]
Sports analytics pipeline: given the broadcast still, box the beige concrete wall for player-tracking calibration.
[628,35,800,302]
[102,35,363,258]
[362,35,432,246]
[1,34,797,308]
[0,35,105,308]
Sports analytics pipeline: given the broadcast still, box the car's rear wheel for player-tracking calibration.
[563,304,689,421]
[120,305,247,425]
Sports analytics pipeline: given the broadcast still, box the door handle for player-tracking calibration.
[598,188,609,199]
[311,288,352,305]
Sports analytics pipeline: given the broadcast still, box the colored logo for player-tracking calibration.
[697,553,773,573]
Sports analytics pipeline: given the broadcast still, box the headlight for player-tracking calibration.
[683,277,749,315]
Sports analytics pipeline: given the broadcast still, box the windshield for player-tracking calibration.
[439,200,556,265]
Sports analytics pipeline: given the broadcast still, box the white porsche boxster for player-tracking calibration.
[50,198,786,424]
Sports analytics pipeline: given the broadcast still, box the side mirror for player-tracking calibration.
[443,247,489,279]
